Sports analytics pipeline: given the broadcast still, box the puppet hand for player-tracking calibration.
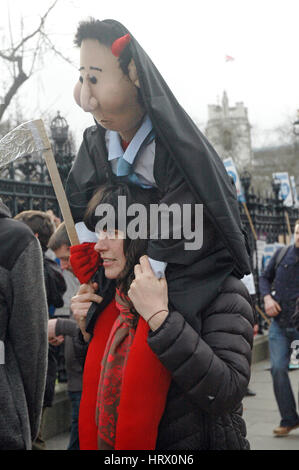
[70,242,101,284]
[49,335,64,346]
[128,256,169,330]
[48,318,57,340]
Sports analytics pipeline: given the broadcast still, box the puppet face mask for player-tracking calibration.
[74,39,144,139]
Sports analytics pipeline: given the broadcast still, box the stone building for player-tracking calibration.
[205,91,253,170]
[204,91,299,196]
[252,143,299,195]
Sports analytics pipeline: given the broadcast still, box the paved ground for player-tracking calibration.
[244,359,299,450]
[45,359,299,451]
[46,431,70,450]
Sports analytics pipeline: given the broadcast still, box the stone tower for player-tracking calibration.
[205,91,253,170]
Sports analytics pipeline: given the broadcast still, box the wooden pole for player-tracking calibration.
[34,120,79,246]
[43,148,79,245]
[242,201,257,241]
[285,211,292,237]
[242,201,268,325]
[255,304,271,326]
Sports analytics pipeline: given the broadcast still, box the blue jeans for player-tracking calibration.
[67,391,81,450]
[269,320,299,427]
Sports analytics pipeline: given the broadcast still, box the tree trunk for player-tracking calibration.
[0,71,28,122]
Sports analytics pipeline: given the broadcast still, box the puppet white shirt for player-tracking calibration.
[106,114,156,187]
[241,273,256,295]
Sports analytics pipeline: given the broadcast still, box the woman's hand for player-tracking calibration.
[71,282,102,342]
[128,256,169,331]
[49,335,64,346]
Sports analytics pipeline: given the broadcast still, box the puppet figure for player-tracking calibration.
[66,18,251,316]
[65,18,253,450]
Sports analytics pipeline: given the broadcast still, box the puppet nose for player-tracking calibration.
[73,81,82,107]
[73,80,98,112]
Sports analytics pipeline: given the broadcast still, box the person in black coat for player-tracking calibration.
[71,182,254,450]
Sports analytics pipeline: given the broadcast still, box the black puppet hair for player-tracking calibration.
[84,182,160,295]
[74,18,132,76]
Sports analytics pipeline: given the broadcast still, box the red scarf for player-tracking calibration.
[78,300,119,450]
[96,290,171,450]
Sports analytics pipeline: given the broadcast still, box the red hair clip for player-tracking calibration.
[111,33,131,57]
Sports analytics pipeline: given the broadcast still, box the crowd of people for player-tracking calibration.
[0,17,298,451]
[0,197,298,451]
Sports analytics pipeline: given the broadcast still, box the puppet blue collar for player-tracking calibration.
[107,114,153,164]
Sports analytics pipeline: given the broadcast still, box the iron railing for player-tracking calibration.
[1,153,298,332]
[0,153,72,217]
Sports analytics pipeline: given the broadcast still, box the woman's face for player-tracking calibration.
[94,230,126,279]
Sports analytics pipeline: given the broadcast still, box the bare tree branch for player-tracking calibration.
[39,30,75,67]
[28,35,42,76]
[0,50,18,62]
[0,0,71,122]
[12,0,58,56]
[0,55,28,121]
[7,4,16,78]
[0,78,28,121]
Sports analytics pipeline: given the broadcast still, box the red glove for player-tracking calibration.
[70,242,101,284]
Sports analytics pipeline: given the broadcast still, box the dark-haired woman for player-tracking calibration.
[71,183,254,450]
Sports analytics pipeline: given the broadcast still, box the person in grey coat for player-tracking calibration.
[0,200,48,450]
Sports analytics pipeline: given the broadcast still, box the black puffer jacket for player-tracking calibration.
[148,275,254,450]
[43,254,66,408]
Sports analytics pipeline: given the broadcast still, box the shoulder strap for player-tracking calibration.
[274,245,290,271]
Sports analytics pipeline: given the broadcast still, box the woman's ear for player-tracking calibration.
[128,59,140,88]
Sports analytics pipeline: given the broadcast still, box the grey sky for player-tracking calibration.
[1,0,298,148]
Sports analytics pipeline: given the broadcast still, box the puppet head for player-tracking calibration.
[74,19,143,141]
